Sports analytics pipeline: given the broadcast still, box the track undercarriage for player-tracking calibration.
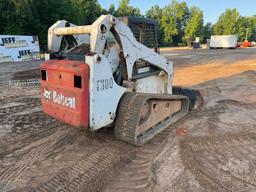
[115,92,190,146]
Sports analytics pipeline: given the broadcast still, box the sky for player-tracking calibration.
[98,0,256,24]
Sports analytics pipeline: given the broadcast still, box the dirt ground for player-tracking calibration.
[0,48,256,192]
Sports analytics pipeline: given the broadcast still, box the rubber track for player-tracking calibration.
[115,92,189,146]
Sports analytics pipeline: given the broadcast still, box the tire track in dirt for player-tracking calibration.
[105,149,154,192]
[203,147,254,190]
[0,111,64,156]
[0,86,40,101]
[0,126,126,192]
[104,98,256,192]
[0,126,71,183]
[181,133,256,191]
[211,141,256,188]
[217,99,256,110]
[104,124,182,192]
[103,98,229,192]
[0,88,65,158]
[0,97,40,115]
[0,83,129,192]
[35,145,120,192]
[191,99,256,118]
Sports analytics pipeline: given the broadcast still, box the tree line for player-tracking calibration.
[0,0,255,49]
[146,1,256,46]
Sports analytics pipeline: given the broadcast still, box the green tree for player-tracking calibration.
[236,17,252,41]
[146,5,164,45]
[108,4,116,15]
[251,16,256,41]
[3,0,256,50]
[0,0,16,34]
[29,0,75,49]
[160,0,189,45]
[146,5,162,20]
[0,0,75,49]
[235,16,256,41]
[116,0,140,16]
[185,6,204,46]
[213,8,240,35]
[1,0,35,34]
[160,6,178,44]
[174,1,190,44]
[202,22,212,43]
[0,0,108,49]
[70,0,103,25]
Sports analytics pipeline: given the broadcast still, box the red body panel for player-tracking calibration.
[41,60,89,128]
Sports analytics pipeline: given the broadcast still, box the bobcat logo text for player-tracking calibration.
[43,88,76,109]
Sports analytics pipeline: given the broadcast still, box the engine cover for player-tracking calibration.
[41,60,89,128]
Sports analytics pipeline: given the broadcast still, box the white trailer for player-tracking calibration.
[210,35,238,49]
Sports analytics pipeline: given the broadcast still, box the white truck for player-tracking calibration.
[210,35,238,49]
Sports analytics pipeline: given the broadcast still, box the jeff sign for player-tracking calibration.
[0,35,40,63]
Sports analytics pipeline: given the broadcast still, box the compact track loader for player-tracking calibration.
[41,15,202,146]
